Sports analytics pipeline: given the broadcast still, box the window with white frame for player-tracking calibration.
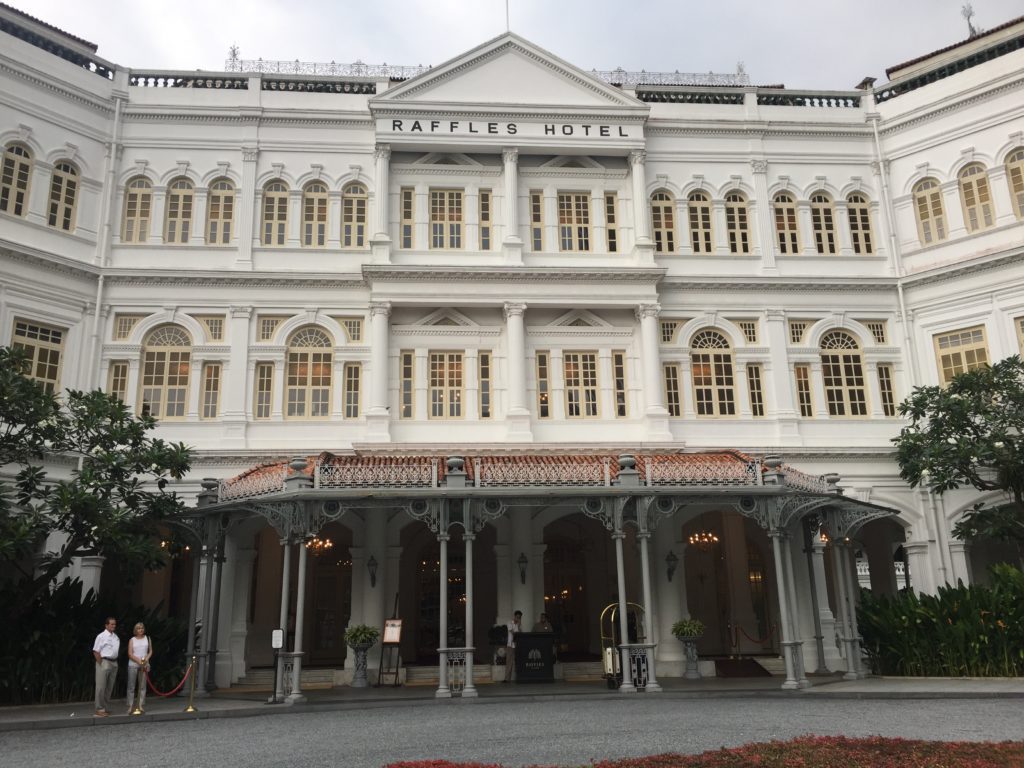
[122,177,152,243]
[201,362,221,419]
[479,351,492,418]
[664,364,681,417]
[47,161,78,231]
[254,362,273,419]
[877,364,896,417]
[400,351,414,418]
[725,192,750,255]
[12,318,64,394]
[605,193,619,252]
[302,182,328,247]
[206,178,234,245]
[846,193,874,254]
[773,193,800,254]
[933,326,988,385]
[820,330,867,417]
[107,360,128,402]
[688,191,713,254]
[789,320,808,344]
[536,351,550,418]
[660,320,680,344]
[259,316,286,342]
[165,178,194,244]
[430,189,463,249]
[530,191,544,251]
[479,189,492,250]
[810,192,837,254]
[691,329,735,416]
[958,164,994,232]
[737,320,758,344]
[563,351,598,417]
[651,191,676,253]
[400,187,414,249]
[1,143,32,217]
[612,350,627,417]
[343,362,361,418]
[140,325,191,419]
[794,364,813,417]
[429,351,463,418]
[1007,148,1024,219]
[913,178,946,245]
[865,321,887,344]
[558,192,590,252]
[195,316,224,342]
[342,182,367,248]
[114,314,144,340]
[262,181,289,245]
[747,364,765,417]
[286,327,332,418]
[337,317,363,343]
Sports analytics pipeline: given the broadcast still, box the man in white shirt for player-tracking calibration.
[503,610,522,682]
[92,617,120,716]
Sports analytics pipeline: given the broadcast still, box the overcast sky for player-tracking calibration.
[11,0,1024,89]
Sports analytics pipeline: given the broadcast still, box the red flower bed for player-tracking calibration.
[384,736,1024,768]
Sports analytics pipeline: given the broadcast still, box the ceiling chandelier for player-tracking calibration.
[305,536,334,556]
[689,530,720,549]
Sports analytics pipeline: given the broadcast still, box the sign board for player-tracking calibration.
[383,619,402,645]
[271,629,284,650]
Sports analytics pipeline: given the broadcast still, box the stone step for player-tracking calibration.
[404,664,493,686]
[561,661,605,682]
[236,667,335,689]
[752,656,786,676]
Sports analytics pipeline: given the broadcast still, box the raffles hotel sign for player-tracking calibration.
[376,118,641,143]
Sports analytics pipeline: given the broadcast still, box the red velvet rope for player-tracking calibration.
[733,623,778,646]
[144,662,193,697]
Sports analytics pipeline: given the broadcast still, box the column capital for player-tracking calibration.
[230,305,253,319]
[369,301,392,317]
[502,147,519,164]
[503,301,527,319]
[374,143,391,160]
[635,302,661,321]
[629,149,646,167]
[750,158,768,174]
[241,146,258,163]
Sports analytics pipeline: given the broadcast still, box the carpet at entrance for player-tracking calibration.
[714,658,773,677]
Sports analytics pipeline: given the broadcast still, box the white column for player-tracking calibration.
[988,167,1017,226]
[366,301,391,441]
[750,159,775,269]
[191,189,209,246]
[222,306,251,444]
[781,533,809,687]
[229,547,257,683]
[629,151,655,265]
[770,530,799,690]
[712,200,729,255]
[287,541,308,703]
[372,143,391,240]
[463,531,478,697]
[948,540,972,585]
[286,190,302,248]
[148,186,166,245]
[504,302,532,441]
[613,532,636,692]
[78,555,105,596]
[238,147,257,268]
[273,540,292,702]
[637,303,672,441]
[811,533,840,670]
[637,531,661,692]
[836,201,853,257]
[941,182,968,240]
[501,148,523,264]
[591,188,607,253]
[436,533,451,698]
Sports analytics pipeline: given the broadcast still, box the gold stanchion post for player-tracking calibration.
[131,670,144,716]
[184,656,199,713]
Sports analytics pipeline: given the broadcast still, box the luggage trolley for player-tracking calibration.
[599,601,648,689]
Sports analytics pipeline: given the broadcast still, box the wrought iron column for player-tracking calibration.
[802,520,829,674]
[196,542,215,695]
[637,530,661,691]
[287,539,309,703]
[436,532,451,698]
[780,531,809,688]
[769,530,799,690]
[613,531,636,693]
[205,537,226,690]
[463,530,478,697]
[836,542,864,679]
[273,538,292,702]
[185,548,201,660]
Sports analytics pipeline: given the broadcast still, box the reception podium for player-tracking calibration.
[514,632,556,683]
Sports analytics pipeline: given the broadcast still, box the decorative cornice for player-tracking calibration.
[900,249,1024,289]
[363,265,666,283]
[103,269,366,289]
[0,243,99,280]
[659,276,898,292]
[519,167,628,180]
[0,59,114,115]
[392,164,503,177]
[878,73,1024,137]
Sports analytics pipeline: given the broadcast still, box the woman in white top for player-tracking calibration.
[126,622,153,714]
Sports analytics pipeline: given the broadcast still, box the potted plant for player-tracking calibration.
[344,624,380,688]
[671,618,705,680]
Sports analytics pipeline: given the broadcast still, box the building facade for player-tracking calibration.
[2,5,1023,692]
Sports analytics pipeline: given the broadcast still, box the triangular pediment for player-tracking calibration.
[412,153,483,167]
[414,308,476,327]
[373,33,644,110]
[552,309,611,328]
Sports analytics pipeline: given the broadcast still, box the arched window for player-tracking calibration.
[846,193,874,254]
[820,330,867,417]
[650,191,676,253]
[262,181,289,245]
[122,177,153,243]
[0,143,32,217]
[47,161,78,231]
[164,177,194,243]
[724,191,750,255]
[286,326,332,418]
[810,192,837,254]
[1006,147,1024,219]
[773,193,800,254]
[958,164,994,232]
[690,329,735,416]
[913,178,946,245]
[342,182,367,248]
[206,178,234,244]
[302,181,328,247]
[687,191,713,254]
[140,325,192,420]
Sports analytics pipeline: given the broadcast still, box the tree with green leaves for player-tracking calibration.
[0,345,192,619]
[893,354,1024,555]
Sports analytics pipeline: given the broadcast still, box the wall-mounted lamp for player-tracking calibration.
[665,551,679,582]
[517,552,528,585]
[367,555,378,588]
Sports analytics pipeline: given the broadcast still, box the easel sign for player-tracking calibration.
[383,619,402,645]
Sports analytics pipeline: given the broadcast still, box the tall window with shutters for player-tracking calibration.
[165,178,194,244]
[11,319,64,395]
[530,191,544,251]
[558,193,590,251]
[651,191,676,253]
[725,192,750,254]
[1006,147,1024,219]
[108,361,129,402]
[479,189,492,250]
[429,351,463,418]
[344,362,361,418]
[820,330,867,417]
[810,192,837,254]
[286,327,332,418]
[664,364,681,417]
[933,326,989,385]
[254,362,273,419]
[773,193,800,254]
[605,193,619,253]
[747,364,765,417]
[302,182,328,247]
[0,143,32,217]
[262,181,289,245]
[400,187,415,249]
[122,177,152,243]
[612,351,628,417]
[913,178,946,245]
[690,329,735,416]
[688,191,713,254]
[400,351,414,418]
[201,363,221,419]
[47,161,78,231]
[563,351,598,417]
[846,193,874,254]
[536,352,551,418]
[479,351,492,418]
[206,179,234,244]
[958,164,994,232]
[140,325,192,420]
[342,183,367,248]
[431,189,463,249]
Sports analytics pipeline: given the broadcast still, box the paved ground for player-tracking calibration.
[4,679,1024,767]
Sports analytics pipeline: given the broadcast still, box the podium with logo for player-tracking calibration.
[514,632,556,683]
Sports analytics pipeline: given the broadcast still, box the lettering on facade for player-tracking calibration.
[385,120,631,139]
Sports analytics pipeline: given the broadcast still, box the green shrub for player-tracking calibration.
[858,564,1024,676]
[344,624,380,647]
[670,618,706,639]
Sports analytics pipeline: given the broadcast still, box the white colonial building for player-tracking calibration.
[2,4,1023,695]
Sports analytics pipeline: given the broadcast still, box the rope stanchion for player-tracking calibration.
[738,623,778,646]
[184,655,199,713]
[145,662,193,698]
